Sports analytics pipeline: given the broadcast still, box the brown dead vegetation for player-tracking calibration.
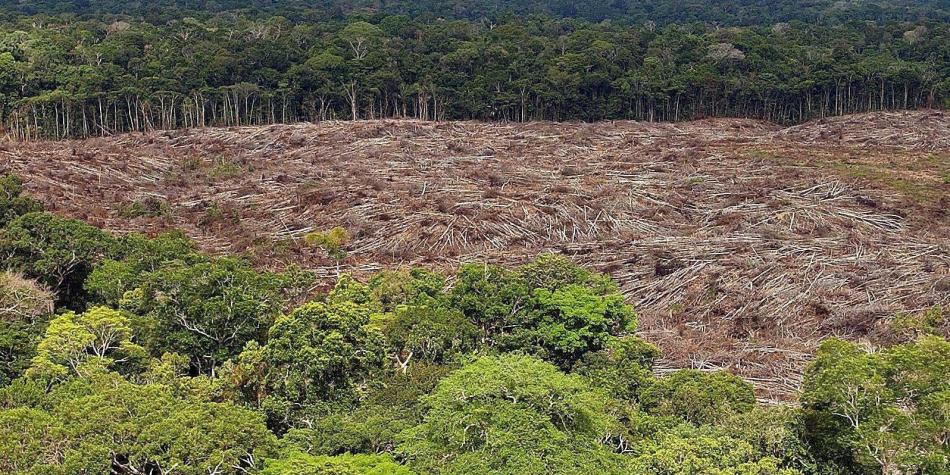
[2,111,948,401]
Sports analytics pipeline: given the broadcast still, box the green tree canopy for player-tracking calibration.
[262,450,415,475]
[122,256,308,373]
[801,336,950,474]
[451,254,636,368]
[640,369,756,426]
[27,306,145,381]
[397,354,633,474]
[84,230,200,307]
[629,425,801,475]
[0,212,117,309]
[0,369,277,475]
[230,282,386,431]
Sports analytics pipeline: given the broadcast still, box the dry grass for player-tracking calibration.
[2,110,948,401]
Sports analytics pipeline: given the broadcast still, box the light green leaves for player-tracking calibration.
[231,291,386,431]
[630,425,801,475]
[306,226,350,262]
[28,306,143,381]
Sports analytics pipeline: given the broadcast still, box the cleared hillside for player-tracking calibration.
[3,110,948,400]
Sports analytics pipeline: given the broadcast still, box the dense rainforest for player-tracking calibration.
[2,0,948,24]
[0,172,947,474]
[0,9,948,138]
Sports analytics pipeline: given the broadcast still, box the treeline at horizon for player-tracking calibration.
[0,10,948,139]
[2,0,948,25]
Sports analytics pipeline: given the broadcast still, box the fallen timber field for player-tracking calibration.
[2,110,948,401]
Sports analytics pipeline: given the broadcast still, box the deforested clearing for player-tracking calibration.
[3,110,948,400]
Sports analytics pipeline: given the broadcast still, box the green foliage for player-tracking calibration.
[629,425,802,475]
[801,336,950,474]
[890,305,947,342]
[282,363,451,456]
[518,253,616,293]
[0,370,278,475]
[3,14,948,140]
[0,407,63,474]
[451,262,528,343]
[397,354,632,474]
[124,256,307,372]
[718,407,818,473]
[0,376,47,410]
[27,306,145,381]
[0,212,117,309]
[327,274,373,306]
[368,267,447,311]
[521,284,635,368]
[0,272,53,385]
[0,174,41,228]
[366,267,479,366]
[230,291,386,431]
[132,397,276,474]
[640,369,756,426]
[262,450,415,475]
[573,336,660,401]
[136,351,221,400]
[376,304,479,365]
[84,230,200,307]
[306,227,350,262]
[452,255,635,368]
[85,230,310,378]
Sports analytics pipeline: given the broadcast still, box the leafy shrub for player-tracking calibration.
[889,305,947,343]
[117,196,170,219]
[306,226,350,262]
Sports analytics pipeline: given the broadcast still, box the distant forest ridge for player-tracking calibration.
[0,8,947,139]
[1,0,948,24]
